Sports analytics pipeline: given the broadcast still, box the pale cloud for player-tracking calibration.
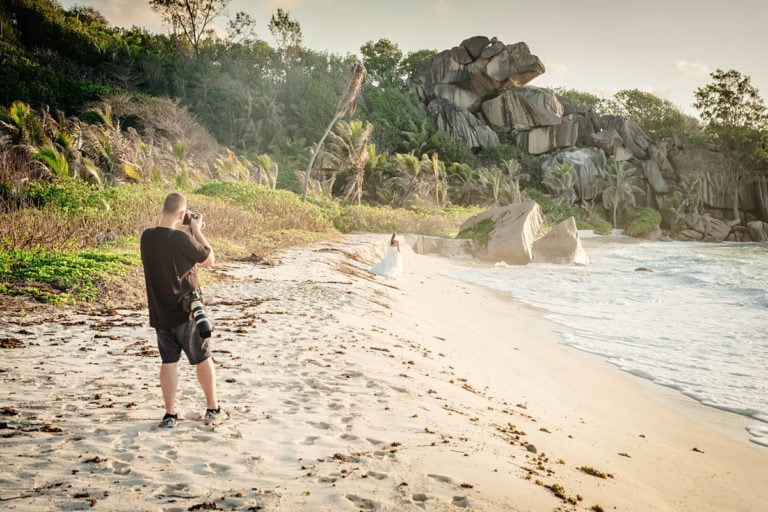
[432,0,449,15]
[543,61,568,76]
[675,60,710,76]
[591,87,615,100]
[640,85,675,100]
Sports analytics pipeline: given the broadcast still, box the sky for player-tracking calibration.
[57,0,768,116]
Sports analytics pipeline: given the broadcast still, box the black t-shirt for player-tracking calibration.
[140,227,211,329]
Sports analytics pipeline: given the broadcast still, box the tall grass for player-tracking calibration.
[1,179,480,306]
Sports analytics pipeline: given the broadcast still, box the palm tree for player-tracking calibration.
[601,157,644,227]
[402,119,431,156]
[477,166,503,206]
[323,120,373,205]
[501,158,529,204]
[1,101,45,147]
[253,153,279,189]
[31,143,69,178]
[389,152,447,207]
[391,152,421,207]
[679,170,704,215]
[421,152,447,208]
[302,61,367,202]
[543,162,577,206]
[446,162,481,205]
[363,144,391,204]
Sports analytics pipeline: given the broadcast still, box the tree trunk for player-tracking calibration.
[301,113,339,202]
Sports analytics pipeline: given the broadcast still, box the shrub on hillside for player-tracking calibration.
[624,207,662,237]
[335,204,477,237]
[193,181,333,233]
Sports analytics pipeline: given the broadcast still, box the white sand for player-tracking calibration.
[1,233,767,511]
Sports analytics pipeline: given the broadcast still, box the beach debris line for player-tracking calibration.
[1,337,25,348]
[579,466,613,479]
[543,482,583,505]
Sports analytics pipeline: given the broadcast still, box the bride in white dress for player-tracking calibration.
[370,233,403,279]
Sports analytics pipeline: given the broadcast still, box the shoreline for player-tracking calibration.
[1,233,767,511]
[471,230,768,447]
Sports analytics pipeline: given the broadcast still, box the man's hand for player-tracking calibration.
[189,214,215,267]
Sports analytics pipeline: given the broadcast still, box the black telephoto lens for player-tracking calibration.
[183,291,212,338]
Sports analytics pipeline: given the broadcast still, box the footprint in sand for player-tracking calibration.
[346,494,379,510]
[302,436,320,445]
[427,473,453,484]
[111,460,131,475]
[365,471,387,480]
[207,462,231,473]
[307,421,331,430]
[452,496,471,508]
[156,482,207,499]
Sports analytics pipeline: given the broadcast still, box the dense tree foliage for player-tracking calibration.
[613,89,701,141]
[2,0,767,231]
[149,0,229,56]
[694,69,768,220]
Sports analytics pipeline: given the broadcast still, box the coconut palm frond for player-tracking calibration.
[32,143,69,178]
[122,162,142,183]
[336,61,368,118]
[77,158,105,188]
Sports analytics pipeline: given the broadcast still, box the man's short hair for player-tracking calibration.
[162,192,186,215]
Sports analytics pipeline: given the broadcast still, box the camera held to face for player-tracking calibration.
[182,209,201,226]
[180,290,212,338]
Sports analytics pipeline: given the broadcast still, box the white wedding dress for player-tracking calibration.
[370,245,403,279]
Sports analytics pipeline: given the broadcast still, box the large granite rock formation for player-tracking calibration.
[427,98,499,148]
[409,36,768,232]
[481,87,563,130]
[747,221,768,242]
[541,147,608,202]
[411,235,474,258]
[409,36,545,150]
[460,202,543,264]
[674,213,741,242]
[459,202,589,265]
[532,217,591,265]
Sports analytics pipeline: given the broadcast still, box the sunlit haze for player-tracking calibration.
[57,0,768,115]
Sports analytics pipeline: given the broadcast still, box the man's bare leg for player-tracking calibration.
[196,357,218,410]
[160,362,179,415]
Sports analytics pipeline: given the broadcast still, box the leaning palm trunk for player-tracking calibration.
[301,61,367,202]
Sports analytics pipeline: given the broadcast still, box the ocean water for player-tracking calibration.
[446,234,768,447]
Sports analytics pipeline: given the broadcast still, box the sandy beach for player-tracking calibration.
[2,233,767,512]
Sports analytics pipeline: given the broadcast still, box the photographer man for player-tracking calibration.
[140,192,227,428]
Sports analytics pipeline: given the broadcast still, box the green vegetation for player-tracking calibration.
[694,69,768,221]
[601,157,644,228]
[0,248,138,305]
[2,0,767,307]
[0,175,479,305]
[457,218,495,246]
[624,207,662,237]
